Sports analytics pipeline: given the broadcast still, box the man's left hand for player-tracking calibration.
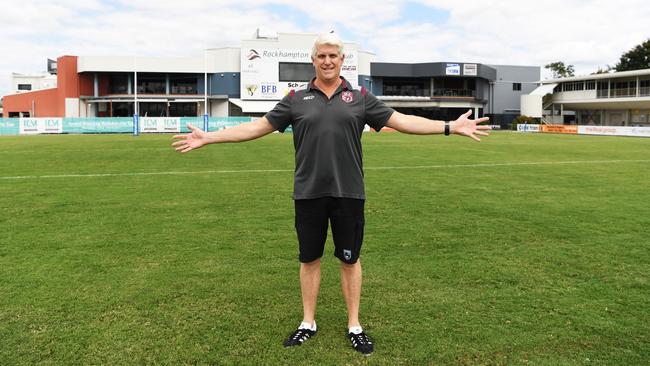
[452,109,491,142]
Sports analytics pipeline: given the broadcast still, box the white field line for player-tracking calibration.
[1,159,649,181]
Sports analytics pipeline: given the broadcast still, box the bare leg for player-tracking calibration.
[300,259,321,324]
[340,260,362,328]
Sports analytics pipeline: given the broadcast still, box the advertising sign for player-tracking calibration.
[463,64,478,76]
[139,117,181,133]
[445,63,461,76]
[0,119,20,135]
[19,118,63,134]
[517,124,540,132]
[240,47,359,100]
[578,125,650,138]
[540,124,578,134]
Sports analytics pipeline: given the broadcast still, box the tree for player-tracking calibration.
[591,65,612,75]
[615,39,650,71]
[545,61,575,78]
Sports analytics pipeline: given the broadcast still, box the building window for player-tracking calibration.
[561,81,588,92]
[112,102,134,117]
[640,79,650,96]
[140,102,167,117]
[170,75,197,94]
[137,73,166,94]
[597,81,608,98]
[279,62,315,82]
[432,77,474,97]
[109,74,129,94]
[585,80,595,90]
[512,83,521,91]
[384,77,430,97]
[169,102,197,117]
[18,84,32,91]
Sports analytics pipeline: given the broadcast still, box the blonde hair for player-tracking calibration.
[311,32,345,59]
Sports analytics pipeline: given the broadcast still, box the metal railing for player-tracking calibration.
[432,89,476,97]
[597,87,650,98]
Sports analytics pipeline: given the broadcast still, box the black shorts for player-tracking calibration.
[294,197,365,264]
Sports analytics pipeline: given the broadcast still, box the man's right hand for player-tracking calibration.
[172,124,209,153]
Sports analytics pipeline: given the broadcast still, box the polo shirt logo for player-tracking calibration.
[341,91,354,103]
[303,95,315,100]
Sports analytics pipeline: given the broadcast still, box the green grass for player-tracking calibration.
[1,132,649,365]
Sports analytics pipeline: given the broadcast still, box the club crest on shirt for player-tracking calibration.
[341,91,354,103]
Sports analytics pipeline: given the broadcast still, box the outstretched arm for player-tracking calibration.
[171,116,276,153]
[385,109,491,142]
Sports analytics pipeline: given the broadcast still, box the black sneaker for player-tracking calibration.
[283,328,316,347]
[348,331,374,354]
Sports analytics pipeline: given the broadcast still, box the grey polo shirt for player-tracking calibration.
[265,77,395,200]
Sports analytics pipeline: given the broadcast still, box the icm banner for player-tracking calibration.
[139,117,181,133]
[241,47,359,100]
[19,118,63,134]
[445,63,461,76]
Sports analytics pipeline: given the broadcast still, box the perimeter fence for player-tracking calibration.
[0,117,255,135]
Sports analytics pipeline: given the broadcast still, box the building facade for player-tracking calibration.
[11,72,57,94]
[366,63,538,124]
[3,32,539,125]
[522,69,650,126]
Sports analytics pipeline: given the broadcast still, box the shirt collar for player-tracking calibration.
[308,76,350,91]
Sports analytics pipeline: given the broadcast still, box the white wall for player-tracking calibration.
[358,51,374,76]
[553,90,597,102]
[79,55,204,73]
[521,95,543,117]
[211,100,229,117]
[206,48,240,72]
[11,73,57,93]
[65,98,80,117]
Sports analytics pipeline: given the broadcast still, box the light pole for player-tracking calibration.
[203,49,209,132]
[133,55,139,136]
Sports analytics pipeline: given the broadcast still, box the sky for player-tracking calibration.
[1,0,649,98]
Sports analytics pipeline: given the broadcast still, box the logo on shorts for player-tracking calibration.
[343,249,352,260]
[341,91,354,103]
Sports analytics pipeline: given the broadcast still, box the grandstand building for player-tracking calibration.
[522,69,650,126]
[2,31,538,125]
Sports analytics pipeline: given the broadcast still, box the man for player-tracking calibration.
[172,33,490,355]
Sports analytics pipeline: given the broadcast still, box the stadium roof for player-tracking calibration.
[542,68,650,84]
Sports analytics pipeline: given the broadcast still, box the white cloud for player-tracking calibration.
[1,0,649,98]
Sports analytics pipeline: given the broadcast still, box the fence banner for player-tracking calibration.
[0,117,258,135]
[0,119,20,135]
[517,124,540,132]
[64,118,132,134]
[139,117,181,133]
[578,125,650,138]
[204,117,255,132]
[540,124,578,134]
[20,118,63,134]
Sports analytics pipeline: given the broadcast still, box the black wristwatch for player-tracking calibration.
[444,121,450,136]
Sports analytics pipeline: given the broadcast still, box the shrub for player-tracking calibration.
[512,115,537,130]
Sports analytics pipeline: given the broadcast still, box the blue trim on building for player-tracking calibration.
[210,73,240,97]
[357,75,384,95]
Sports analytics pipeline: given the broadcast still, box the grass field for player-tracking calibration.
[1,131,649,365]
